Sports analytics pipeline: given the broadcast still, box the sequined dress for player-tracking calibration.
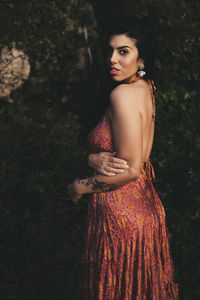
[82,82,178,300]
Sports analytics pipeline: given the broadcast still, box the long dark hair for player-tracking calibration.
[86,16,155,123]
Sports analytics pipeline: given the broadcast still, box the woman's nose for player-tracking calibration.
[110,51,117,64]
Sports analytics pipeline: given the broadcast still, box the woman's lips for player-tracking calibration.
[110,67,120,75]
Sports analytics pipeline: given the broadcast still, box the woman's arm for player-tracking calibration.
[68,84,145,199]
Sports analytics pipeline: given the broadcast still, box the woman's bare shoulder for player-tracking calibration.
[110,80,150,107]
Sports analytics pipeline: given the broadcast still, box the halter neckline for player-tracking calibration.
[129,76,157,119]
[129,76,141,84]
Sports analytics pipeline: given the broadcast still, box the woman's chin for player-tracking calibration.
[111,75,134,83]
[111,75,123,82]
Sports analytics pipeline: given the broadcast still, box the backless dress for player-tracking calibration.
[82,80,178,299]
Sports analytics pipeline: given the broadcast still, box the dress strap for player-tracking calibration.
[129,77,157,119]
[143,160,155,182]
[147,79,157,119]
[129,76,141,84]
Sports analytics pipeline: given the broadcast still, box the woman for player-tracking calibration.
[68,20,178,299]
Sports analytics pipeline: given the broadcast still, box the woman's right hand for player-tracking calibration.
[88,152,129,176]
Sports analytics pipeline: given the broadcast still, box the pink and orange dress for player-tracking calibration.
[82,80,178,299]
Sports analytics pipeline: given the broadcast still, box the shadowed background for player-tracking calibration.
[0,0,199,299]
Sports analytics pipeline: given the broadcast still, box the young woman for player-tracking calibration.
[68,21,178,300]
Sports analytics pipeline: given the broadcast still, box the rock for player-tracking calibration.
[0,44,31,101]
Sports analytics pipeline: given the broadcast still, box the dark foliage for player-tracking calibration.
[0,0,199,299]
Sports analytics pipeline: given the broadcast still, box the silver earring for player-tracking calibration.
[138,62,146,77]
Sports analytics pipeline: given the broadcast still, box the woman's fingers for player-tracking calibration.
[99,166,127,175]
[107,166,126,174]
[103,152,114,156]
[102,171,116,176]
[110,156,129,165]
[90,151,129,175]
[103,153,129,166]
[99,159,129,174]
[101,152,128,164]
[98,152,129,167]
[107,161,129,170]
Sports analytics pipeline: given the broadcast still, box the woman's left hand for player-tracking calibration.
[67,178,82,204]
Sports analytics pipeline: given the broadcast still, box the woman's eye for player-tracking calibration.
[119,49,128,55]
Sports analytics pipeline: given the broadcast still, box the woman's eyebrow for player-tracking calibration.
[108,45,132,50]
[117,46,132,50]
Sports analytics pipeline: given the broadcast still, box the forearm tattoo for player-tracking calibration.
[80,178,118,192]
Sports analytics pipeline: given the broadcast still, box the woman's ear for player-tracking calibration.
[137,58,144,68]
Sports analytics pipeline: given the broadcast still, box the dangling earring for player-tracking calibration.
[137,62,146,77]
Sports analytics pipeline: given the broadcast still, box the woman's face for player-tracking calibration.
[108,34,141,83]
